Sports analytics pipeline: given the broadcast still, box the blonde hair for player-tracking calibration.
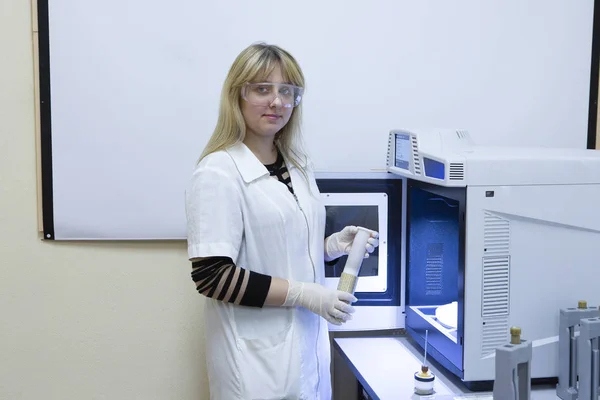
[199,42,310,179]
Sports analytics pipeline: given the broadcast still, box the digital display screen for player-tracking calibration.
[424,157,445,179]
[394,133,411,170]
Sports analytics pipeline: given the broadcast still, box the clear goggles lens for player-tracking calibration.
[242,83,304,108]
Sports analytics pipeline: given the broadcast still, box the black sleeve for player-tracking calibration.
[191,256,272,308]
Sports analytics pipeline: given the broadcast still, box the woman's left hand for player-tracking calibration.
[325,225,379,261]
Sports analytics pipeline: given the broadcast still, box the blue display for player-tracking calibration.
[424,157,445,180]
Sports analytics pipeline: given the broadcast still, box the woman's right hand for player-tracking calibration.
[282,280,357,325]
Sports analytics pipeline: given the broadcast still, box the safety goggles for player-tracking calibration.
[241,82,304,108]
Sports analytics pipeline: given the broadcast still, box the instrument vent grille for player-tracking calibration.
[425,243,443,295]
[484,212,510,255]
[386,134,393,167]
[481,317,509,357]
[480,212,511,357]
[411,135,421,175]
[482,256,510,317]
[449,163,465,180]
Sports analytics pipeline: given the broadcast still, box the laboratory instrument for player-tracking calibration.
[385,128,600,388]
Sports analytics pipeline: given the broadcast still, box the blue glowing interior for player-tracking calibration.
[406,183,464,377]
[407,188,459,306]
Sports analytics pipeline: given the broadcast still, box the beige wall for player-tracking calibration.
[0,2,209,399]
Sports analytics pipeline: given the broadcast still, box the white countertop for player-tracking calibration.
[333,336,562,399]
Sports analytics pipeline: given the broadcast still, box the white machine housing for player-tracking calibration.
[387,128,600,382]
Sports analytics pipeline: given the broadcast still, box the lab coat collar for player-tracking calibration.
[226,141,309,183]
[226,142,270,183]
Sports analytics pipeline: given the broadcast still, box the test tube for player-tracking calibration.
[337,227,372,298]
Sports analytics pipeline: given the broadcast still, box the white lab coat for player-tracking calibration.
[185,142,331,400]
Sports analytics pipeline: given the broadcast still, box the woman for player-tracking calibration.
[185,42,379,400]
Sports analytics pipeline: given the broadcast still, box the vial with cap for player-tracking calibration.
[414,329,435,395]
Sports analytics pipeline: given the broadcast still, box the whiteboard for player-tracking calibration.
[39,0,596,240]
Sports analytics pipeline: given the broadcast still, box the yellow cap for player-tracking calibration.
[510,326,521,344]
[578,300,587,309]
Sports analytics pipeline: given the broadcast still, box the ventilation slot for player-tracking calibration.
[484,212,510,255]
[482,256,510,317]
[386,134,395,167]
[480,212,511,357]
[425,243,443,295]
[449,163,465,180]
[481,317,509,357]
[456,130,468,139]
[411,135,421,175]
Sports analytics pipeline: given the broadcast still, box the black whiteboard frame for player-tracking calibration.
[588,0,600,150]
[38,0,54,240]
[35,0,600,240]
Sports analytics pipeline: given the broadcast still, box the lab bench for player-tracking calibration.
[332,336,562,400]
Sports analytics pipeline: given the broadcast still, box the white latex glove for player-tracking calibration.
[324,225,379,262]
[282,280,357,325]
